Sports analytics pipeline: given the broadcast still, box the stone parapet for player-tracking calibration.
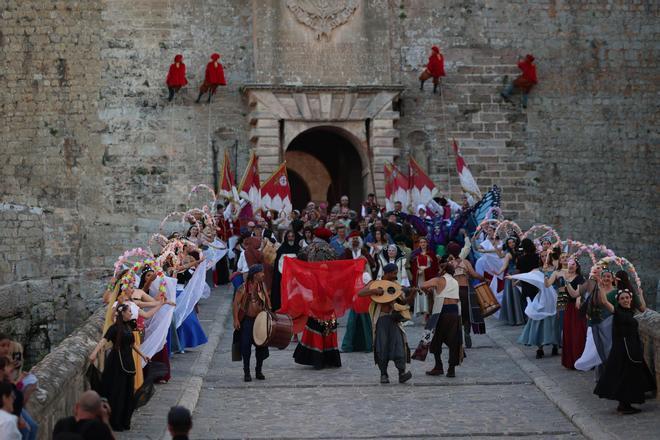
[636,309,660,394]
[26,307,104,439]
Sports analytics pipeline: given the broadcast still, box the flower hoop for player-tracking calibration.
[566,240,597,266]
[597,255,643,296]
[147,233,169,255]
[484,206,503,221]
[185,206,216,230]
[118,258,167,297]
[113,248,154,276]
[159,211,200,236]
[523,224,562,249]
[187,184,217,207]
[471,219,501,242]
[494,220,524,241]
[156,238,187,268]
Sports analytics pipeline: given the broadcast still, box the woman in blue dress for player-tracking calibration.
[167,246,208,353]
[516,244,560,358]
[496,237,525,325]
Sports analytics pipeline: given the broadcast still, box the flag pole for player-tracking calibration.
[439,81,452,198]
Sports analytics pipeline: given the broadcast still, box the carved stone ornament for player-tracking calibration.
[286,0,359,39]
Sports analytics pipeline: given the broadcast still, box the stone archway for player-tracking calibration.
[285,127,364,210]
[242,85,403,201]
[285,150,332,206]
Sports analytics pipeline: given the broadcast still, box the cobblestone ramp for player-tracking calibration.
[117,286,658,439]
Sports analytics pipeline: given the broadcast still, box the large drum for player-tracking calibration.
[474,282,501,318]
[253,311,293,349]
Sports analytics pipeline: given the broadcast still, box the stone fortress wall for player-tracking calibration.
[1,0,658,363]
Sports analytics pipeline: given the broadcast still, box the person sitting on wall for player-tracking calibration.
[500,54,538,108]
[196,53,227,104]
[420,45,445,94]
[166,54,188,102]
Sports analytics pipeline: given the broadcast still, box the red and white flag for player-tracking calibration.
[261,163,292,214]
[218,151,238,200]
[409,156,437,208]
[452,139,481,205]
[238,152,261,211]
[384,162,410,212]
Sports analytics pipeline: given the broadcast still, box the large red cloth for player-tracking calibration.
[427,54,445,78]
[516,59,537,85]
[279,258,367,328]
[166,62,188,87]
[205,61,226,86]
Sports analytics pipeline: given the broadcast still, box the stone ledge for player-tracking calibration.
[241,84,405,94]
[26,307,104,438]
[636,309,660,389]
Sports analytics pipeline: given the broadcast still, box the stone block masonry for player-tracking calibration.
[1,0,658,363]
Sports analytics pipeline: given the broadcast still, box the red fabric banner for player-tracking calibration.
[279,258,368,331]
[219,151,235,198]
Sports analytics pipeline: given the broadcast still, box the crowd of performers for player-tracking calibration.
[89,183,655,433]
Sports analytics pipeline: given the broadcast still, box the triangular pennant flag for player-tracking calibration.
[409,156,438,208]
[261,163,292,214]
[218,151,237,199]
[238,152,261,211]
[452,139,481,205]
[384,162,409,212]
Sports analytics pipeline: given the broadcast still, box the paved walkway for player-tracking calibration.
[118,286,658,439]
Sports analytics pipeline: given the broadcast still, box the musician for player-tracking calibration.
[412,262,463,378]
[232,264,270,382]
[359,263,413,384]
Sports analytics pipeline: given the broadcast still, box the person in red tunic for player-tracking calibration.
[166,54,188,102]
[419,46,445,94]
[500,54,538,108]
[196,53,227,104]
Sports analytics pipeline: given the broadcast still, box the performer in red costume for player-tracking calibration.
[196,53,226,104]
[419,46,445,94]
[500,54,538,108]
[280,241,367,370]
[166,54,188,102]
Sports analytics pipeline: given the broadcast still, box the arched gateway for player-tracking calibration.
[286,127,363,210]
[242,85,403,209]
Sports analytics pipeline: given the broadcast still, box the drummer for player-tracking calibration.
[358,263,413,384]
[232,264,271,382]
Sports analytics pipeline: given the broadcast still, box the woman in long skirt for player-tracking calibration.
[561,258,586,369]
[593,288,656,414]
[89,304,150,431]
[496,238,526,326]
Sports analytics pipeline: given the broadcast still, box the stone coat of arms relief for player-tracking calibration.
[286,0,359,39]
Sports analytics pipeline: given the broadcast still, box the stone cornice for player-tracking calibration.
[240,84,405,95]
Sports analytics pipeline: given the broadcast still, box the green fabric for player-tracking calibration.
[606,287,641,309]
[341,310,373,352]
